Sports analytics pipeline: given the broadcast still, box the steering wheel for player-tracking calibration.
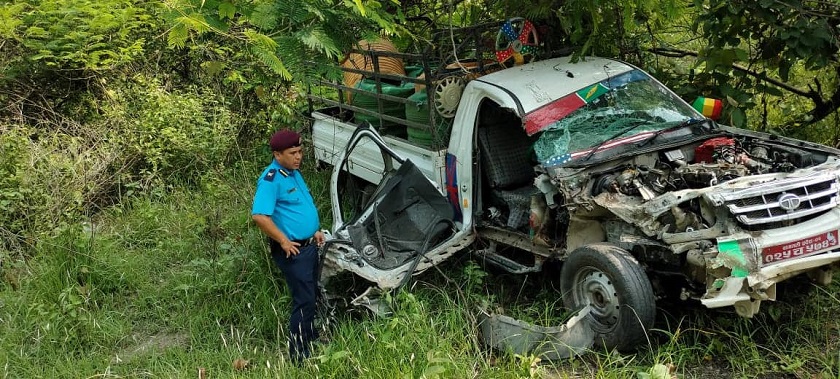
[495,17,539,67]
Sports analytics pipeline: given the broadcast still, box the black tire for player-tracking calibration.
[560,243,655,351]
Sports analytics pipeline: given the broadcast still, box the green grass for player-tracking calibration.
[1,160,839,378]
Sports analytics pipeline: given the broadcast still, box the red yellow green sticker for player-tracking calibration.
[525,83,609,135]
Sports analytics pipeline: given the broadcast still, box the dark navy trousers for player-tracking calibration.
[270,241,319,362]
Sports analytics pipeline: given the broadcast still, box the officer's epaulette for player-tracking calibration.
[278,169,289,177]
[264,169,276,182]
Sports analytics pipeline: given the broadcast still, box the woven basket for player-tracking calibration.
[341,38,405,101]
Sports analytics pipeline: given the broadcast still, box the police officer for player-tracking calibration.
[251,129,325,363]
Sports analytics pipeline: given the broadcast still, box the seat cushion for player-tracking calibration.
[478,125,534,189]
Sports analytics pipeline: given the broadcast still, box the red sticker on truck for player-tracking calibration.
[761,230,839,265]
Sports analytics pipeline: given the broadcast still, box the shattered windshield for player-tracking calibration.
[528,70,700,166]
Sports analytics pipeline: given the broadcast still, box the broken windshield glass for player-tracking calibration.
[531,70,699,166]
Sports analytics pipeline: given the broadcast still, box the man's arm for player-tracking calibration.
[252,214,300,257]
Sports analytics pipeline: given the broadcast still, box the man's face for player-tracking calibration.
[273,145,303,170]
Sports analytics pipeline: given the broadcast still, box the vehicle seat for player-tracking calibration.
[478,119,538,230]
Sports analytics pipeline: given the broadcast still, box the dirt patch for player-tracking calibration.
[679,361,733,379]
[113,332,190,363]
[683,365,796,379]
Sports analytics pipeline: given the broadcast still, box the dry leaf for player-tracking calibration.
[233,358,249,371]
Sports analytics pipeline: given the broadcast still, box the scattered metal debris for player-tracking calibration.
[478,305,595,360]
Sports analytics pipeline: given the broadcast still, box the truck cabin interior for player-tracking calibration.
[476,100,541,232]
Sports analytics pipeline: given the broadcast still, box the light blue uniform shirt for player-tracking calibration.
[251,160,320,240]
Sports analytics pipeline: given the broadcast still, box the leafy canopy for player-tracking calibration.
[162,0,407,82]
[0,0,152,75]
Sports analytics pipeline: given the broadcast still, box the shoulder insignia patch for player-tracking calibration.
[264,169,276,182]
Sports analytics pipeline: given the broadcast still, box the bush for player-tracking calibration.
[0,124,118,252]
[0,0,151,77]
[0,128,30,249]
[101,77,238,188]
[0,76,239,256]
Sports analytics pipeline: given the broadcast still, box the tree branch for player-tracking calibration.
[648,47,816,98]
[649,46,840,126]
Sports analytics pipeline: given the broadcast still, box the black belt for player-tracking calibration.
[290,237,314,247]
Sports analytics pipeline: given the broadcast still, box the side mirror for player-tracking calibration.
[692,97,723,121]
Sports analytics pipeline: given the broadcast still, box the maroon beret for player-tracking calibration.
[269,130,301,151]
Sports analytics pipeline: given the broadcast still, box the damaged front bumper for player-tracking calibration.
[701,208,840,316]
[702,250,840,316]
[479,305,595,360]
[593,162,840,318]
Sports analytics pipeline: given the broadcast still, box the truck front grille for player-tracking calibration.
[717,174,839,228]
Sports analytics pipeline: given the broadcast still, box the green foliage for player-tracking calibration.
[0,0,152,76]
[695,0,836,79]
[313,290,477,378]
[100,76,238,187]
[0,76,238,255]
[8,225,131,358]
[0,3,25,39]
[461,260,488,294]
[0,129,31,246]
[245,29,291,80]
[0,124,121,251]
[161,0,397,85]
[687,0,840,129]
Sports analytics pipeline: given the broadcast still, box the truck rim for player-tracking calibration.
[573,266,620,329]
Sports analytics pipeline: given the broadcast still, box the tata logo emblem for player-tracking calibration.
[778,193,802,211]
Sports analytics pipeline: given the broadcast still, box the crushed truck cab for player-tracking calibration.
[310,52,840,354]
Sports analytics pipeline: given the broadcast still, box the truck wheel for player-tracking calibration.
[560,243,655,352]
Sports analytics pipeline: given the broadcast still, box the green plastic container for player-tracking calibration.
[404,91,452,148]
[404,65,425,79]
[352,79,414,137]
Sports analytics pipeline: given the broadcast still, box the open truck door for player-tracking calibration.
[319,125,473,292]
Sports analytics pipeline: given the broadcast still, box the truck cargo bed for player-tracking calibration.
[311,110,447,190]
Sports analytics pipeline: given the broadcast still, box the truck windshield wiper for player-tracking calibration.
[582,118,648,161]
[635,118,707,148]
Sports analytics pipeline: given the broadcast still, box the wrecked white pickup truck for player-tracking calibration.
[309,45,840,355]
